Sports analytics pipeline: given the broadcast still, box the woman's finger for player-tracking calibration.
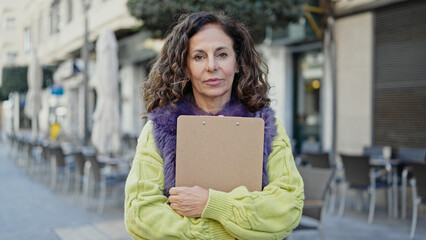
[169,187,179,195]
[170,203,178,211]
[168,195,179,203]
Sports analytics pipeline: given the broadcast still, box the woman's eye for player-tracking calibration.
[218,52,228,58]
[194,55,204,61]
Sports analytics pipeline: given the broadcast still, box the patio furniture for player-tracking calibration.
[22,139,34,173]
[400,148,426,219]
[338,154,393,224]
[300,153,340,213]
[294,166,334,240]
[409,162,426,239]
[301,153,330,169]
[363,146,392,160]
[122,134,138,151]
[82,147,128,214]
[62,143,84,195]
[15,136,26,165]
[7,133,17,158]
[27,139,44,178]
[39,140,53,184]
[48,144,66,191]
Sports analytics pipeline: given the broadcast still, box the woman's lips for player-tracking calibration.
[204,78,223,86]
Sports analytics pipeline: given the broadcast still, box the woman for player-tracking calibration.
[125,12,304,239]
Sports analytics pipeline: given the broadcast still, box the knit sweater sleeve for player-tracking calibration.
[201,119,304,240]
[124,121,234,240]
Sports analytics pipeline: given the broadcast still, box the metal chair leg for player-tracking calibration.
[387,171,393,218]
[50,155,57,190]
[402,168,409,219]
[63,167,71,194]
[393,170,398,219]
[328,180,337,214]
[83,161,92,208]
[410,179,419,240]
[338,183,347,217]
[97,179,107,215]
[368,170,377,224]
[368,186,376,224]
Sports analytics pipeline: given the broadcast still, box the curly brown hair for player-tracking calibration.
[143,12,270,113]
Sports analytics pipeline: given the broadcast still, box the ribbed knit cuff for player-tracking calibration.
[202,189,233,222]
[208,220,234,240]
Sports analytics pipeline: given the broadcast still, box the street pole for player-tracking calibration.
[82,1,90,145]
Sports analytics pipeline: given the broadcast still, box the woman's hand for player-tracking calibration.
[168,186,209,217]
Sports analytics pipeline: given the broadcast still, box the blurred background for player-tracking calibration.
[0,0,425,239]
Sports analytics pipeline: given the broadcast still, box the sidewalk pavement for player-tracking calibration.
[1,139,425,240]
[0,141,130,240]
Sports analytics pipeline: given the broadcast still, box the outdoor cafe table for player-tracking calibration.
[370,158,400,219]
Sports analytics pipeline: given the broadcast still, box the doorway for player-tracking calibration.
[293,50,324,154]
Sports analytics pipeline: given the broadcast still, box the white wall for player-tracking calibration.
[335,12,373,155]
[321,23,334,153]
[120,64,146,137]
[18,0,139,65]
[260,44,293,136]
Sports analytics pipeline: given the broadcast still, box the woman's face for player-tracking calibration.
[186,24,238,106]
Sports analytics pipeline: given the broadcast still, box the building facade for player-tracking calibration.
[2,0,424,158]
[334,0,426,156]
[1,0,155,141]
[264,0,426,161]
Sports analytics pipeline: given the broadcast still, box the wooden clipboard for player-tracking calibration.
[175,115,265,192]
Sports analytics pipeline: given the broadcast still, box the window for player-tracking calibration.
[293,50,324,154]
[38,13,43,44]
[24,27,31,54]
[7,52,17,64]
[67,0,73,23]
[6,17,15,30]
[50,0,61,34]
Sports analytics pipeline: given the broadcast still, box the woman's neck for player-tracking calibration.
[192,93,231,115]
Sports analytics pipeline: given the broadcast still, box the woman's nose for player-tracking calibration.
[206,56,218,71]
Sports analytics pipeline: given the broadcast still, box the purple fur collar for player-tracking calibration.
[149,95,277,196]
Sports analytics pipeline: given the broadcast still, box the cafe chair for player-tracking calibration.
[28,139,45,178]
[122,134,138,151]
[409,162,426,239]
[63,150,85,198]
[48,144,69,192]
[82,148,128,215]
[7,133,16,158]
[300,153,340,213]
[400,148,426,219]
[293,166,334,240]
[22,139,35,175]
[301,153,331,169]
[15,136,26,165]
[338,154,392,224]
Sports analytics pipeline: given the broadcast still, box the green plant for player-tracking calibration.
[0,66,56,100]
[127,0,306,43]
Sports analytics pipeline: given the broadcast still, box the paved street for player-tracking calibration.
[0,140,130,240]
[0,139,425,240]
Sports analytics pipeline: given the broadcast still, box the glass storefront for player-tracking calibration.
[293,50,324,154]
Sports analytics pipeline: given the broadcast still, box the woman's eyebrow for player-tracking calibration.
[191,46,230,54]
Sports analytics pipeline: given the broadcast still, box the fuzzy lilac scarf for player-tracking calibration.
[149,95,277,196]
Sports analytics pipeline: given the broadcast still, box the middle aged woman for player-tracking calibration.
[125,12,304,240]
